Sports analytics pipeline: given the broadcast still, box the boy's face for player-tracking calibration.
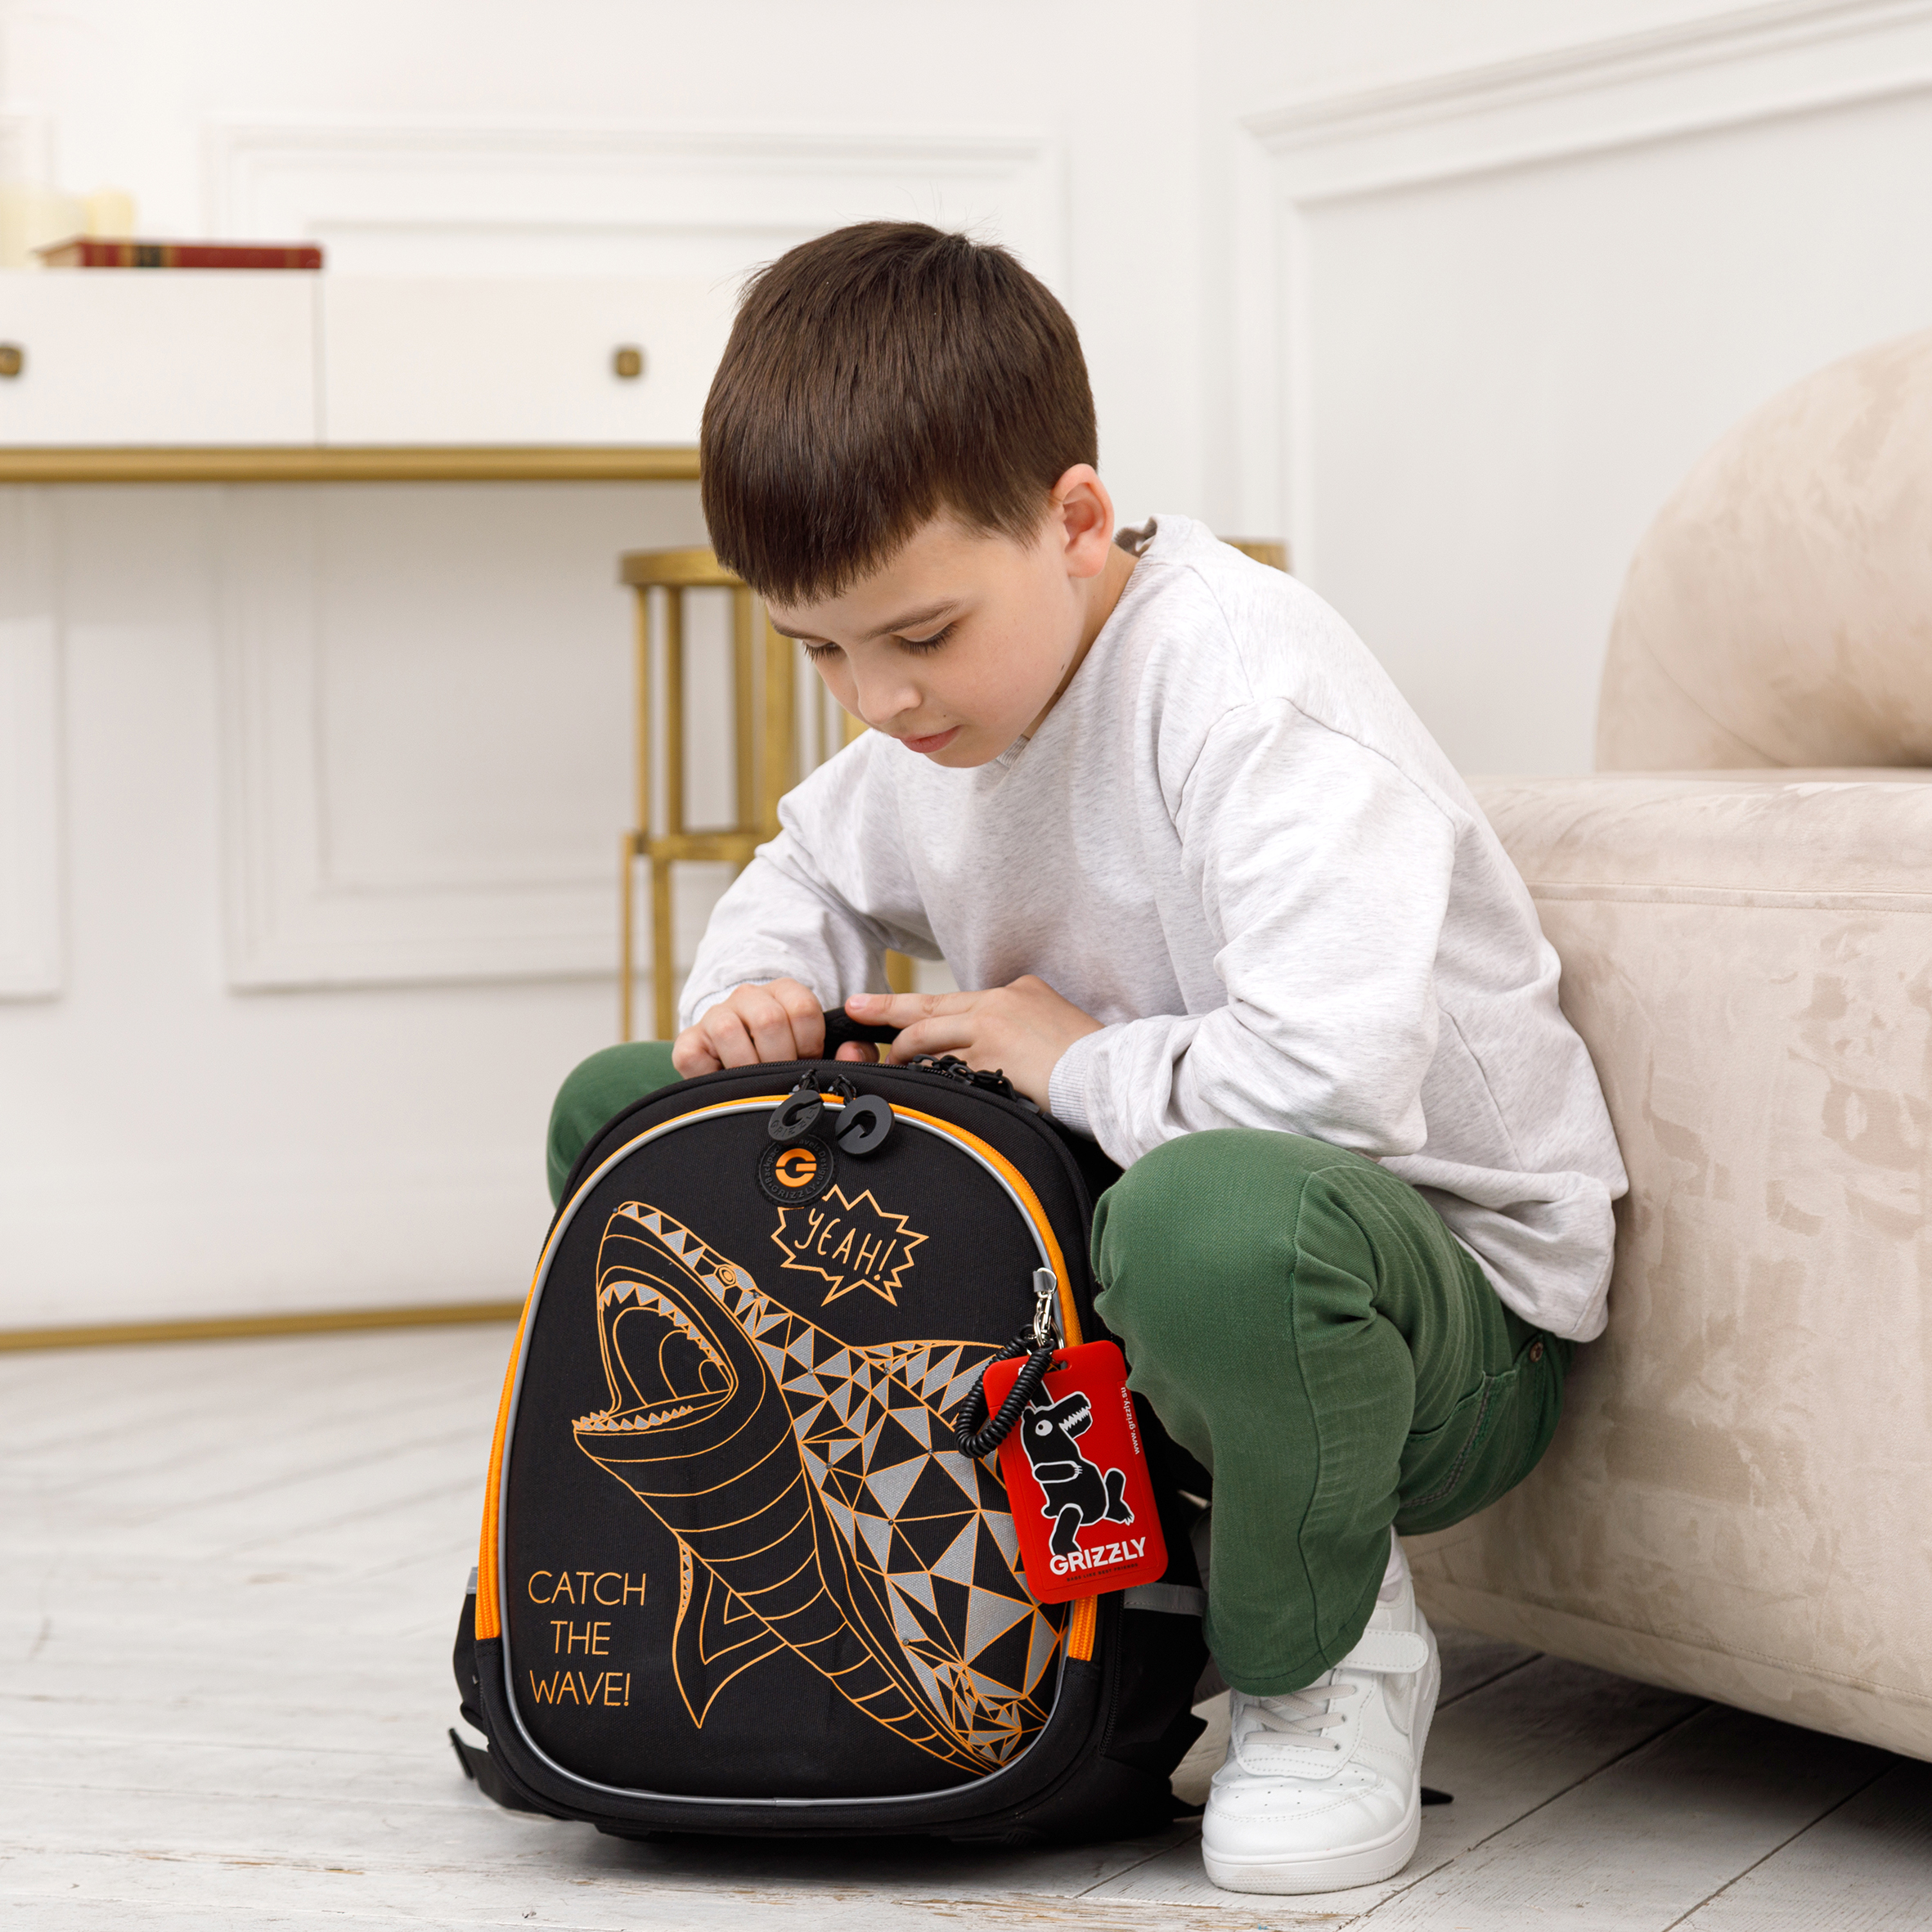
[763,468,1127,770]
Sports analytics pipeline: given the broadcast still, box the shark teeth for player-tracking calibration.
[594,1277,726,1373]
[573,1402,699,1435]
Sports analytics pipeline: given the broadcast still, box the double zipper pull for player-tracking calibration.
[768,1089,824,1143]
[834,1095,893,1157]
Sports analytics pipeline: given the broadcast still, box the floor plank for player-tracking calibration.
[1364,1703,1893,1931]
[1674,1759,1932,1930]
[1432,1624,1538,1707]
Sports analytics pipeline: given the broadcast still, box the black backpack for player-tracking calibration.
[451,1022,1209,1844]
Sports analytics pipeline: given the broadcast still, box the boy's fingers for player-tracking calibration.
[672,1029,720,1077]
[848,990,975,1028]
[776,996,826,1058]
[739,992,809,1064]
[704,1009,760,1068]
[886,1015,975,1063]
[833,1042,878,1063]
[773,979,827,1052]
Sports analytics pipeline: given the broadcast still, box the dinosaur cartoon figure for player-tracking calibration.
[567,1202,1063,1775]
[1015,1390,1135,1557]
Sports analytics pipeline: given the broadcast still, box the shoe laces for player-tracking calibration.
[1232,1675,1359,1772]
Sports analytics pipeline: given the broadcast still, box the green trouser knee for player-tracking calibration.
[546,1041,682,1204]
[1092,1129,1570,1699]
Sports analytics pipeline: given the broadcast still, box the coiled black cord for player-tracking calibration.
[953,1335,1057,1458]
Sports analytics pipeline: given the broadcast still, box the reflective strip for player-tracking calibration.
[1122,1584,1206,1618]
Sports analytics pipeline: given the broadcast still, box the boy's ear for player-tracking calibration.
[1049,465,1116,579]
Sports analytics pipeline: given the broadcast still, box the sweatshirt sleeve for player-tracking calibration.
[1046,699,1458,1164]
[676,735,937,1031]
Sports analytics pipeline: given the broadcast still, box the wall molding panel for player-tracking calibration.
[216,477,718,991]
[203,119,1066,287]
[1233,0,1932,585]
[0,492,63,1000]
[0,107,53,181]
[1247,0,1932,199]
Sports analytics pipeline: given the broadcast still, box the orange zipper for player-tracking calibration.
[474,1278,536,1642]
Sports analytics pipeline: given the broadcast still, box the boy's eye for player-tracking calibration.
[800,640,842,662]
[900,624,955,654]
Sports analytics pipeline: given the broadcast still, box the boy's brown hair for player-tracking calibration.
[701,222,1096,604]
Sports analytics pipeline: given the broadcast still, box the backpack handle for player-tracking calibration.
[820,1007,901,1056]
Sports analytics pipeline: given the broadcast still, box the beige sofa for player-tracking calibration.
[1407,327,1932,1761]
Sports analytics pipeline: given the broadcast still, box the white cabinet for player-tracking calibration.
[0,272,318,445]
[0,273,728,449]
[321,278,733,445]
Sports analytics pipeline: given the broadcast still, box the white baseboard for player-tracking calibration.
[0,1150,550,1328]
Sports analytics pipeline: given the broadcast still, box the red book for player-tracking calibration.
[34,237,324,271]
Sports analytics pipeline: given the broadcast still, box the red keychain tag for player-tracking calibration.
[981,1340,1167,1604]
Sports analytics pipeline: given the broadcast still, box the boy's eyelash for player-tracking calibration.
[798,623,954,662]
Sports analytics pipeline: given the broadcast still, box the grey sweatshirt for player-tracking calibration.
[682,515,1628,1341]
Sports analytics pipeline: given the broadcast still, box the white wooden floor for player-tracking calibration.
[3,1328,1928,1932]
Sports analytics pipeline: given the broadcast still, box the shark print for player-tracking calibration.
[569,1202,1064,1775]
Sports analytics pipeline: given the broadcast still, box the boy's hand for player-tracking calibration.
[842,977,1101,1112]
[674,978,864,1076]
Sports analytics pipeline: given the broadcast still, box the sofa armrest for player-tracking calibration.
[1471,768,1932,896]
[1408,770,1932,1760]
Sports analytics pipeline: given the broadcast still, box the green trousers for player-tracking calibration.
[546,1042,1571,1698]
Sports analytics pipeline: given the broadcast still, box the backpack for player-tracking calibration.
[450,1022,1210,1844]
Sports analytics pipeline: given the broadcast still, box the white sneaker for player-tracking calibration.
[1202,1536,1440,1895]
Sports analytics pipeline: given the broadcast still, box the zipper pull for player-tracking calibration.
[1031,1267,1060,1351]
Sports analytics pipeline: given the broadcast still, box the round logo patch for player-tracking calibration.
[758,1135,835,1204]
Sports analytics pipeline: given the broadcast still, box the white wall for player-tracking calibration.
[6,0,1932,1322]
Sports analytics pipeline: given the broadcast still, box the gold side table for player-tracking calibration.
[618,546,910,1042]
[1224,537,1291,573]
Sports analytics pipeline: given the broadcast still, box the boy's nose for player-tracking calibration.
[858,687,927,734]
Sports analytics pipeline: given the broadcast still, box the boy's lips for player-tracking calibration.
[897,726,961,755]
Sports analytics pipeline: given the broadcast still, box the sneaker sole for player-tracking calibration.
[1202,1627,1443,1898]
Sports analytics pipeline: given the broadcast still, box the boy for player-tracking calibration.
[548,222,1626,1895]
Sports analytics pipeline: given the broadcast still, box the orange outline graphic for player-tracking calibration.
[770,1185,928,1306]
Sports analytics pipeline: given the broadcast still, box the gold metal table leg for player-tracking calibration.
[619,831,638,1044]
[621,546,979,1039]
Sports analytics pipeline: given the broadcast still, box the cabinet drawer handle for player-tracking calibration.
[0,344,23,379]
[612,344,645,381]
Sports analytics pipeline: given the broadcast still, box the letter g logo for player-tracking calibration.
[775,1147,819,1188]
[758,1134,835,1204]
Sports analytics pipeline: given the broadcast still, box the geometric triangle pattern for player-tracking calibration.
[745,1283,1062,1768]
